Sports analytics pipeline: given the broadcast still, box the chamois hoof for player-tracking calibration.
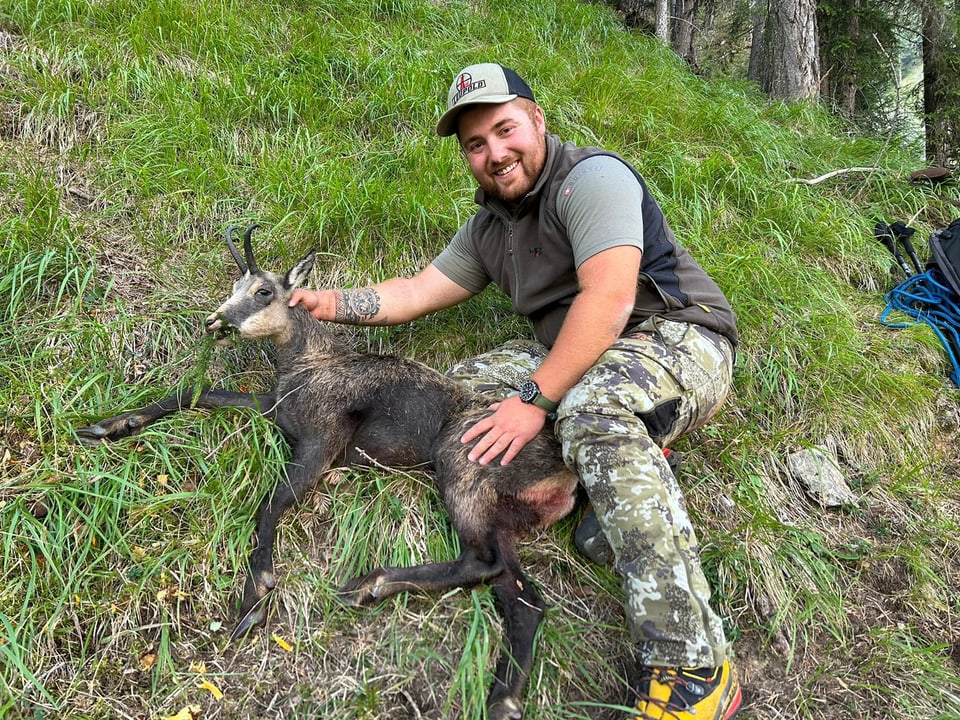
[487,698,523,720]
[75,413,145,444]
[231,602,269,641]
[338,569,390,608]
[231,575,275,640]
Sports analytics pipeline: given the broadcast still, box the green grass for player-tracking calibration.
[2,0,960,718]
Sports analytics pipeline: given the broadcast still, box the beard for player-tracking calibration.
[477,136,547,203]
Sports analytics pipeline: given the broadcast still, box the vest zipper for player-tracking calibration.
[508,222,514,256]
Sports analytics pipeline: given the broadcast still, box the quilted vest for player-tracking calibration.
[468,134,738,348]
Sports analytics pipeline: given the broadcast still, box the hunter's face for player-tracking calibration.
[457,99,547,203]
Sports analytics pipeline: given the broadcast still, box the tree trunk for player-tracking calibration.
[921,0,955,165]
[672,0,699,65]
[769,0,821,100]
[818,0,861,118]
[748,0,772,89]
[655,0,671,41]
[840,0,861,118]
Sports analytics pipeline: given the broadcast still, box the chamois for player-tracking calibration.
[77,224,578,720]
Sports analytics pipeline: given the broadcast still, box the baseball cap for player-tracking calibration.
[436,63,536,137]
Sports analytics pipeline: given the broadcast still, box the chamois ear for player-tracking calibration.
[285,251,316,290]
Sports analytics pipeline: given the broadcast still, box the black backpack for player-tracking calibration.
[928,218,960,298]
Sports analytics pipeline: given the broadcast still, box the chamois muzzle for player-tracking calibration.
[204,312,236,343]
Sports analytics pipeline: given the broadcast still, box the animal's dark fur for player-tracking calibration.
[77,227,578,720]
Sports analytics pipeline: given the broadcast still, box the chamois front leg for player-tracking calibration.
[232,441,329,639]
[76,389,278,444]
[339,545,504,607]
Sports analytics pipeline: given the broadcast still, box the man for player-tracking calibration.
[290,63,742,720]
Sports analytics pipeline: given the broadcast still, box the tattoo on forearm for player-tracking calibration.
[335,289,382,323]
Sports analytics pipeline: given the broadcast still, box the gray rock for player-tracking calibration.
[786,446,858,507]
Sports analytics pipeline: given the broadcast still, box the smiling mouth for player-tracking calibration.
[493,160,519,177]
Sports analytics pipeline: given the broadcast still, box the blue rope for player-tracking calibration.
[880,268,960,386]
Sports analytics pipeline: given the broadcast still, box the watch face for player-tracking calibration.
[519,380,539,403]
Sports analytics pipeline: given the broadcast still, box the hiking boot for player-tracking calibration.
[574,449,681,566]
[574,503,613,565]
[628,661,742,720]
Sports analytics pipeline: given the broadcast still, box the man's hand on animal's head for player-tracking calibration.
[288,289,325,319]
[460,395,547,466]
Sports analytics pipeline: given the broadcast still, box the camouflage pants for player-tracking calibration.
[446,319,734,668]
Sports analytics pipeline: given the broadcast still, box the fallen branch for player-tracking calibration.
[788,167,879,185]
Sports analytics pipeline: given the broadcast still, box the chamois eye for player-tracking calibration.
[256,288,272,298]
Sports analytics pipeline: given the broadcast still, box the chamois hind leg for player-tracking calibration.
[232,440,330,639]
[339,459,507,605]
[76,388,278,444]
[340,530,545,720]
[338,543,504,607]
[485,532,547,720]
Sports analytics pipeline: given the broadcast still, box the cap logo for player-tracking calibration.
[451,73,487,105]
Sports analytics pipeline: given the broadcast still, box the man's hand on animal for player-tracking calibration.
[461,394,547,466]
[287,287,325,319]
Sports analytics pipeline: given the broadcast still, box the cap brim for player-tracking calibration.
[436,94,519,137]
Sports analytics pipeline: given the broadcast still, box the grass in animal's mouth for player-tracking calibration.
[208,320,239,345]
[213,327,238,344]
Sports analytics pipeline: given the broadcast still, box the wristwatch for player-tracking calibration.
[518,380,559,413]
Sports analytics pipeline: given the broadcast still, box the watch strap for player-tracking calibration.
[530,392,559,413]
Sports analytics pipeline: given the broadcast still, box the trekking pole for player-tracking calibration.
[890,221,923,273]
[874,221,913,276]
